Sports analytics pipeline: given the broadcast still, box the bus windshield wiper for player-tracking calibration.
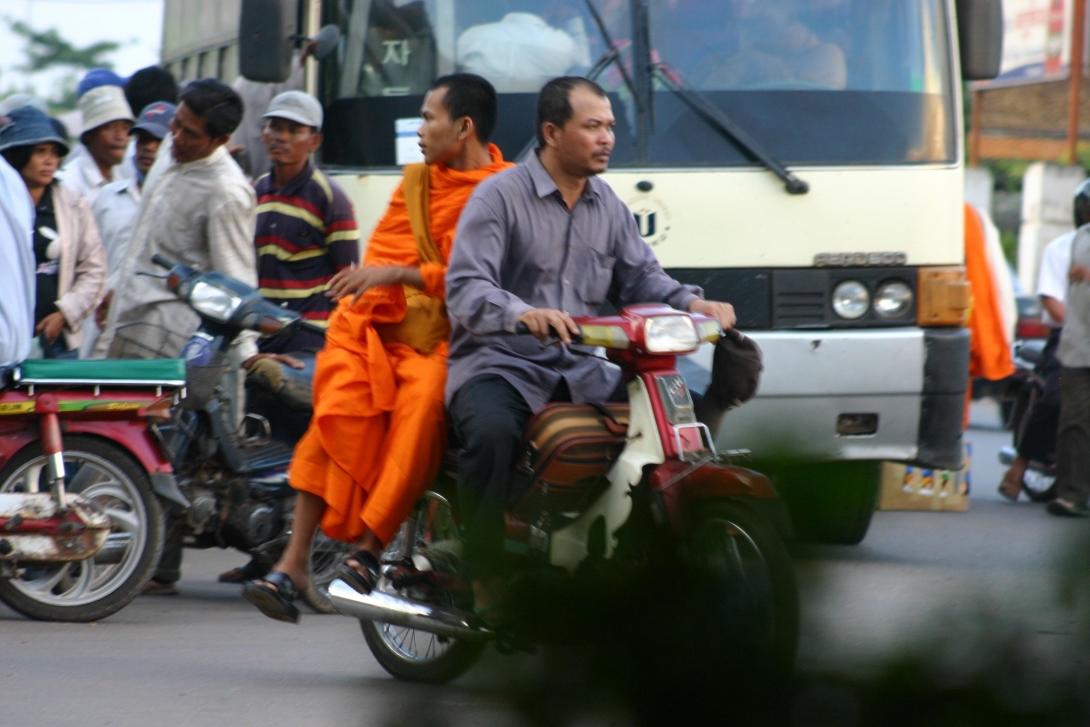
[583,0,639,105]
[514,0,641,162]
[648,62,810,195]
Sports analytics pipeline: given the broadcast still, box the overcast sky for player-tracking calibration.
[0,0,164,106]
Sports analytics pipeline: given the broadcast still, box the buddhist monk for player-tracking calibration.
[243,73,513,623]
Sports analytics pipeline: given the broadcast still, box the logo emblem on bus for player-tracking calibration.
[627,197,672,247]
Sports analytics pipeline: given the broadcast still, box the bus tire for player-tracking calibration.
[774,461,879,545]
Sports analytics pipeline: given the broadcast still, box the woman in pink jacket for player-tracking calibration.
[0,106,105,358]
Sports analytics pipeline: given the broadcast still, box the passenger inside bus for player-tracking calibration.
[728,0,844,88]
[668,0,847,91]
[455,4,585,93]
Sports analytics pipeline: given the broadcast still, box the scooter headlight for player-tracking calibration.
[189,280,243,322]
[644,315,700,353]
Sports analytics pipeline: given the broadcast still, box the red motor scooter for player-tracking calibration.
[0,358,186,621]
[329,304,798,683]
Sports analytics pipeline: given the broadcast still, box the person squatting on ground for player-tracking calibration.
[217,90,361,586]
[0,106,106,360]
[444,76,736,621]
[998,182,1085,501]
[242,73,513,623]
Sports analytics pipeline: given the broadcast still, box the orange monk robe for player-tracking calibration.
[964,203,1015,428]
[289,144,514,544]
[965,203,1014,381]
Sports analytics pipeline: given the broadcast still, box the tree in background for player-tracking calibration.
[1,16,125,113]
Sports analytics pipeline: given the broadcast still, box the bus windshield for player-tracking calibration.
[317,0,955,169]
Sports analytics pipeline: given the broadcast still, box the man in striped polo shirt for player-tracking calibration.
[247,90,359,363]
[224,91,360,585]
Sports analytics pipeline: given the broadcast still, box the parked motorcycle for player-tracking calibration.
[329,305,799,683]
[0,357,184,621]
[140,255,346,610]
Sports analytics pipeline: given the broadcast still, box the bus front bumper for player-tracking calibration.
[680,327,969,470]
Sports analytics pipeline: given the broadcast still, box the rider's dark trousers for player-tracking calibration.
[1056,365,1090,507]
[448,375,534,580]
[1017,328,1062,463]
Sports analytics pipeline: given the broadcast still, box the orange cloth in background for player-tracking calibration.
[965,203,1014,381]
[289,145,513,544]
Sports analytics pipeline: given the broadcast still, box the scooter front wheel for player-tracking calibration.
[0,436,165,622]
[686,499,799,675]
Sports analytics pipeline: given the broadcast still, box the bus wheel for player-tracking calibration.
[773,462,879,546]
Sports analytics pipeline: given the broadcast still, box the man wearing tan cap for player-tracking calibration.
[60,84,135,204]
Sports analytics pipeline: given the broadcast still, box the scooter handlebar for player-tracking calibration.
[151,254,176,270]
[514,321,584,344]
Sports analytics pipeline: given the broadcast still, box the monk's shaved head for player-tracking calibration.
[430,74,497,143]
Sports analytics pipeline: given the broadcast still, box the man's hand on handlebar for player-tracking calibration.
[689,299,736,330]
[242,353,306,370]
[518,308,580,344]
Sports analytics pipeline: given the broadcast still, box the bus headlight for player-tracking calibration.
[832,280,869,320]
[874,281,913,318]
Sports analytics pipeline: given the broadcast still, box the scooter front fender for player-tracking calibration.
[648,459,793,537]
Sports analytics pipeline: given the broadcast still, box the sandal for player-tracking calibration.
[336,550,381,595]
[218,560,267,584]
[241,571,301,624]
[997,470,1023,502]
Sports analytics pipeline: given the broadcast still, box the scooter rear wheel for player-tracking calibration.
[359,492,484,683]
[0,436,165,622]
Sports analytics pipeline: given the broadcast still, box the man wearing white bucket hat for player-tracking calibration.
[59,84,135,204]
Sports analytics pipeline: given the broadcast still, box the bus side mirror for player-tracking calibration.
[239,0,298,83]
[956,0,1004,80]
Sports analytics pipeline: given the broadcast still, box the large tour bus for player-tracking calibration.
[161,0,1002,544]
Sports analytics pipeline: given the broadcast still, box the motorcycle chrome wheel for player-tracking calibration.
[302,530,351,614]
[0,436,164,622]
[360,491,484,683]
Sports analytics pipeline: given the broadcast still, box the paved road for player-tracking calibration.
[1,401,1087,725]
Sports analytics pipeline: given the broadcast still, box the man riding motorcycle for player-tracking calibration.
[445,76,736,621]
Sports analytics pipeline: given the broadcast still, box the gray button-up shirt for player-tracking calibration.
[446,152,702,412]
[1060,227,1090,368]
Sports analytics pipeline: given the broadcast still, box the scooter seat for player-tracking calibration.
[13,359,187,387]
[512,403,630,518]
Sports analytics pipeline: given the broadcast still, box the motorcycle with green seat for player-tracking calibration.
[0,357,185,621]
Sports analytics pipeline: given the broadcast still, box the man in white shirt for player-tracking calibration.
[100,80,258,594]
[58,85,135,205]
[0,133,35,370]
[101,82,256,365]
